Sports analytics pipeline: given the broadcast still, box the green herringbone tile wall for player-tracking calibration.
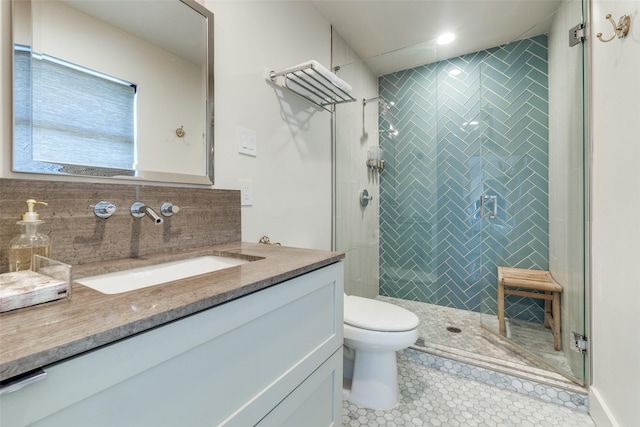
[379,35,549,323]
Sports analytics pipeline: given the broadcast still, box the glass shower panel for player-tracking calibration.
[479,0,587,383]
[379,65,439,304]
[433,54,485,314]
[332,46,382,299]
[478,34,551,327]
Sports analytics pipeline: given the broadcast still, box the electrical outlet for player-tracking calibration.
[239,180,253,206]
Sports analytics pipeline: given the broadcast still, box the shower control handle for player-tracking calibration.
[360,189,373,207]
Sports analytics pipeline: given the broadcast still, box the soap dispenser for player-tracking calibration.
[9,199,51,272]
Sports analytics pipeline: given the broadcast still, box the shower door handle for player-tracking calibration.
[480,195,498,219]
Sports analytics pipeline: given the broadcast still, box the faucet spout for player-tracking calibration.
[130,203,163,224]
[141,206,163,224]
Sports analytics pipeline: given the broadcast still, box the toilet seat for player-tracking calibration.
[344,295,419,332]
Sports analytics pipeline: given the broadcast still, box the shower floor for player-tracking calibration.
[377,296,578,386]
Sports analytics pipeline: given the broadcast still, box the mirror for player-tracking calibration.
[12,0,214,185]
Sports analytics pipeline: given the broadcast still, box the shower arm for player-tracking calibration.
[362,97,380,134]
[362,96,394,134]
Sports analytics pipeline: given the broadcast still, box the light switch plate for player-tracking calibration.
[237,126,257,157]
[240,180,253,206]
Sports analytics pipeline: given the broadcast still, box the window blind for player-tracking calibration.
[15,48,136,170]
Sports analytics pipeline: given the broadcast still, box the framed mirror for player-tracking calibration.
[12,0,214,185]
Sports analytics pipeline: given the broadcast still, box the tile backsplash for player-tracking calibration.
[0,179,241,272]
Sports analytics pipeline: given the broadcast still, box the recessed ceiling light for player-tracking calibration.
[437,33,455,45]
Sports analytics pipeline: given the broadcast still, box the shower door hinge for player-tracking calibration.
[569,23,586,47]
[570,332,588,354]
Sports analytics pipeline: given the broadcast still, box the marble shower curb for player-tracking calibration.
[402,347,590,413]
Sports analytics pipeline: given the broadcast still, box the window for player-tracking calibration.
[14,46,136,171]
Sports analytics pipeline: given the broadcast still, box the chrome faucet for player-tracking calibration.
[130,202,163,224]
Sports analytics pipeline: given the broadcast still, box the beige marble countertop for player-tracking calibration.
[0,242,344,382]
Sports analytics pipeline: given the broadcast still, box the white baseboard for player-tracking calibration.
[589,387,618,427]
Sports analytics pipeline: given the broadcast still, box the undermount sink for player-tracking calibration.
[76,256,249,294]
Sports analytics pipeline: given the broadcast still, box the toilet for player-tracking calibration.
[343,294,420,409]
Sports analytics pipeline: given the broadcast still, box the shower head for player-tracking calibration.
[380,124,400,138]
[363,96,399,138]
[380,100,395,115]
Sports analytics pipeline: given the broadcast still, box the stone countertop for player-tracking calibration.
[0,242,344,382]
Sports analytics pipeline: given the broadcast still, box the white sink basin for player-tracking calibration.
[77,256,249,294]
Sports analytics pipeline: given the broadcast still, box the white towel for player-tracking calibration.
[286,60,353,96]
[285,78,320,102]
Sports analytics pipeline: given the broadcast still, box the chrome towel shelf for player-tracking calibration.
[268,62,356,112]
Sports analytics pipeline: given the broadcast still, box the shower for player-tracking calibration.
[333,11,587,385]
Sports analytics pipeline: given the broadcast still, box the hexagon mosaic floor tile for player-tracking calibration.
[342,353,595,427]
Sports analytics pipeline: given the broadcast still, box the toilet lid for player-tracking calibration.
[344,295,419,332]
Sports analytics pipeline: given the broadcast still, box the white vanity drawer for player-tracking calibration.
[257,348,342,427]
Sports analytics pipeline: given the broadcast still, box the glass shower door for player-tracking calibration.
[479,0,587,384]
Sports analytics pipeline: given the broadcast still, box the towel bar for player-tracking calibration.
[268,61,356,112]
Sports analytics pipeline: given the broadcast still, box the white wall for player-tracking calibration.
[332,30,380,298]
[589,1,640,426]
[208,0,332,249]
[2,1,334,250]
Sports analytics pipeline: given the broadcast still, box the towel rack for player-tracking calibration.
[268,63,356,112]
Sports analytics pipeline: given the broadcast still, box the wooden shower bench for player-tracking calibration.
[497,266,563,351]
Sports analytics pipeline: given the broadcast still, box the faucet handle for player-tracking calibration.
[160,202,180,217]
[92,201,117,219]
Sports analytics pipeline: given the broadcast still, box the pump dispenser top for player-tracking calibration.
[20,199,48,222]
[9,199,51,272]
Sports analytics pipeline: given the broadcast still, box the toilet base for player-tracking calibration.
[343,347,400,410]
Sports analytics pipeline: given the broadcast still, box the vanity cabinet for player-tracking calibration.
[0,262,344,426]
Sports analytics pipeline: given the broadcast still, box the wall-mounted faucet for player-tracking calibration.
[160,202,180,217]
[130,202,163,224]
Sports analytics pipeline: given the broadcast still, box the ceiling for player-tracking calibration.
[310,0,563,75]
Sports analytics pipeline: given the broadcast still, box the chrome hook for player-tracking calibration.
[596,14,631,42]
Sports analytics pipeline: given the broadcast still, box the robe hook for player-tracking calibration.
[596,13,631,42]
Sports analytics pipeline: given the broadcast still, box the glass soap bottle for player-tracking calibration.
[9,199,51,272]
